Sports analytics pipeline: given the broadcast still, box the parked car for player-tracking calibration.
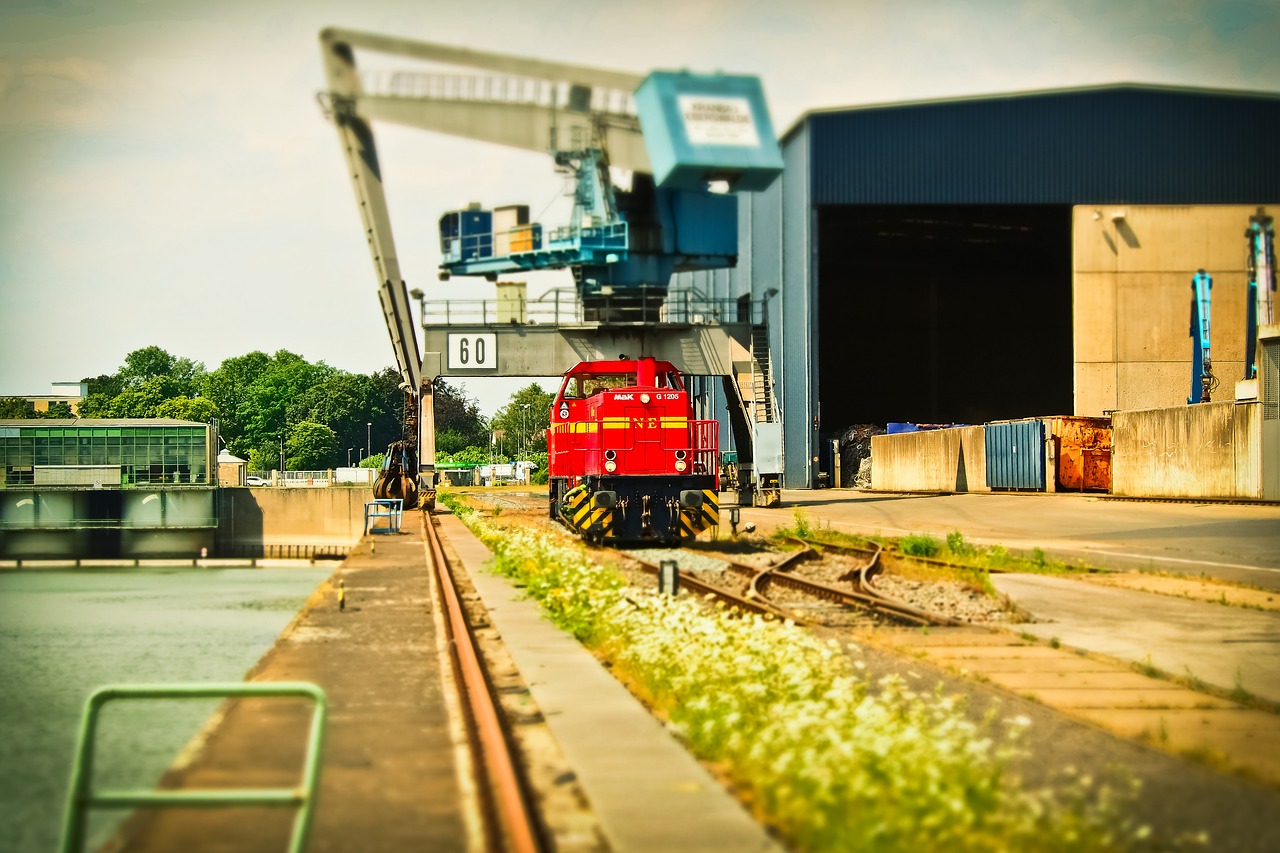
[245,475,267,486]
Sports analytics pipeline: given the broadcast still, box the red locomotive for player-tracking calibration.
[548,356,719,544]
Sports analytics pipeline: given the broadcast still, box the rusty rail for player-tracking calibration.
[626,556,785,619]
[422,511,541,853]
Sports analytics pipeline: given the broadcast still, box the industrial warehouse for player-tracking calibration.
[675,83,1280,498]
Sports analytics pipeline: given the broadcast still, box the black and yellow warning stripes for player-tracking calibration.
[561,487,615,539]
[561,482,717,543]
[678,489,720,539]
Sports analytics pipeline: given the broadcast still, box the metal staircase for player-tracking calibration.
[720,322,782,507]
[748,325,777,424]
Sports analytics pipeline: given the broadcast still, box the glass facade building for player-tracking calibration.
[0,420,214,488]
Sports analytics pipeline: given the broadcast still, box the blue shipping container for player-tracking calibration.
[985,420,1044,490]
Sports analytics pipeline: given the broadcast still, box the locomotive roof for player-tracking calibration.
[561,358,679,376]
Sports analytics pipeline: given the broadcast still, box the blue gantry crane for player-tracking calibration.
[318,29,784,502]
[434,70,782,321]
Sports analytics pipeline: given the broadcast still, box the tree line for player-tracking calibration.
[1,345,554,475]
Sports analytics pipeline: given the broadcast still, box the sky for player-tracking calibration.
[2,0,1278,415]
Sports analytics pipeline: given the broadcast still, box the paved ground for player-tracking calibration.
[110,531,473,853]
[991,574,1280,705]
[739,490,1280,589]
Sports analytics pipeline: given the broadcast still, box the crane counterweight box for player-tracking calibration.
[635,71,783,192]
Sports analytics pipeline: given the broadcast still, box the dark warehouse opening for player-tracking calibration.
[817,205,1074,430]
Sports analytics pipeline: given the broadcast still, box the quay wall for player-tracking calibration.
[216,487,376,551]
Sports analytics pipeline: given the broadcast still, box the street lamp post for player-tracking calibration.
[366,422,372,460]
[347,447,353,467]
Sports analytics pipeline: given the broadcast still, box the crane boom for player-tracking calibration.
[320,33,422,395]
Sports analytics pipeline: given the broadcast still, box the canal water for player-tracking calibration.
[0,566,328,853]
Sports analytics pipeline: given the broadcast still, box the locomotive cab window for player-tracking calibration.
[561,374,631,399]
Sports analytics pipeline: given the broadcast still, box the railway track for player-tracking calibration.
[423,509,543,853]
[624,538,965,628]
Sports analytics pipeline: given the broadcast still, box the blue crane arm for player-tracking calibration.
[1245,212,1276,380]
[1189,269,1214,404]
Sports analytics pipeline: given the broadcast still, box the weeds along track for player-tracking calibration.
[454,489,985,628]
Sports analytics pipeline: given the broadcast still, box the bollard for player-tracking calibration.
[659,560,679,596]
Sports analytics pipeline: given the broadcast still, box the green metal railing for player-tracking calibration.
[59,682,327,853]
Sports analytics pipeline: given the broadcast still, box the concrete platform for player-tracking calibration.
[992,573,1280,704]
[110,529,472,853]
[437,513,781,853]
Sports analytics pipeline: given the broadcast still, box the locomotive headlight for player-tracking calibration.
[605,450,617,461]
[604,460,617,472]
[675,450,686,460]
[640,393,651,404]
[674,460,687,472]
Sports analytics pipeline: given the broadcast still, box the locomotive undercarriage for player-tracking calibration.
[553,475,719,545]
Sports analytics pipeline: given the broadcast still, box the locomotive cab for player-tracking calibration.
[548,357,719,544]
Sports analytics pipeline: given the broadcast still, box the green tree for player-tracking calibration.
[247,444,279,473]
[438,445,501,466]
[75,392,113,418]
[490,384,554,457]
[286,420,341,470]
[435,428,470,455]
[117,346,204,399]
[370,367,406,450]
[82,372,123,399]
[74,347,205,419]
[200,351,272,442]
[0,397,32,418]
[105,376,171,418]
[39,402,74,419]
[219,351,335,458]
[288,371,393,457]
[155,396,220,423]
[432,378,488,448]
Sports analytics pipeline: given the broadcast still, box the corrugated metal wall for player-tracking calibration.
[807,87,1280,205]
[780,122,815,487]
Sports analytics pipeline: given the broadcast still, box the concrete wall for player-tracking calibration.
[216,487,377,550]
[870,427,988,492]
[1074,204,1277,416]
[1111,401,1262,499]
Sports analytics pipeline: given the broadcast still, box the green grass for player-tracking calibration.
[455,515,1162,852]
[899,533,940,558]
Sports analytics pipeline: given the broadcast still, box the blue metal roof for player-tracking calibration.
[797,85,1280,205]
